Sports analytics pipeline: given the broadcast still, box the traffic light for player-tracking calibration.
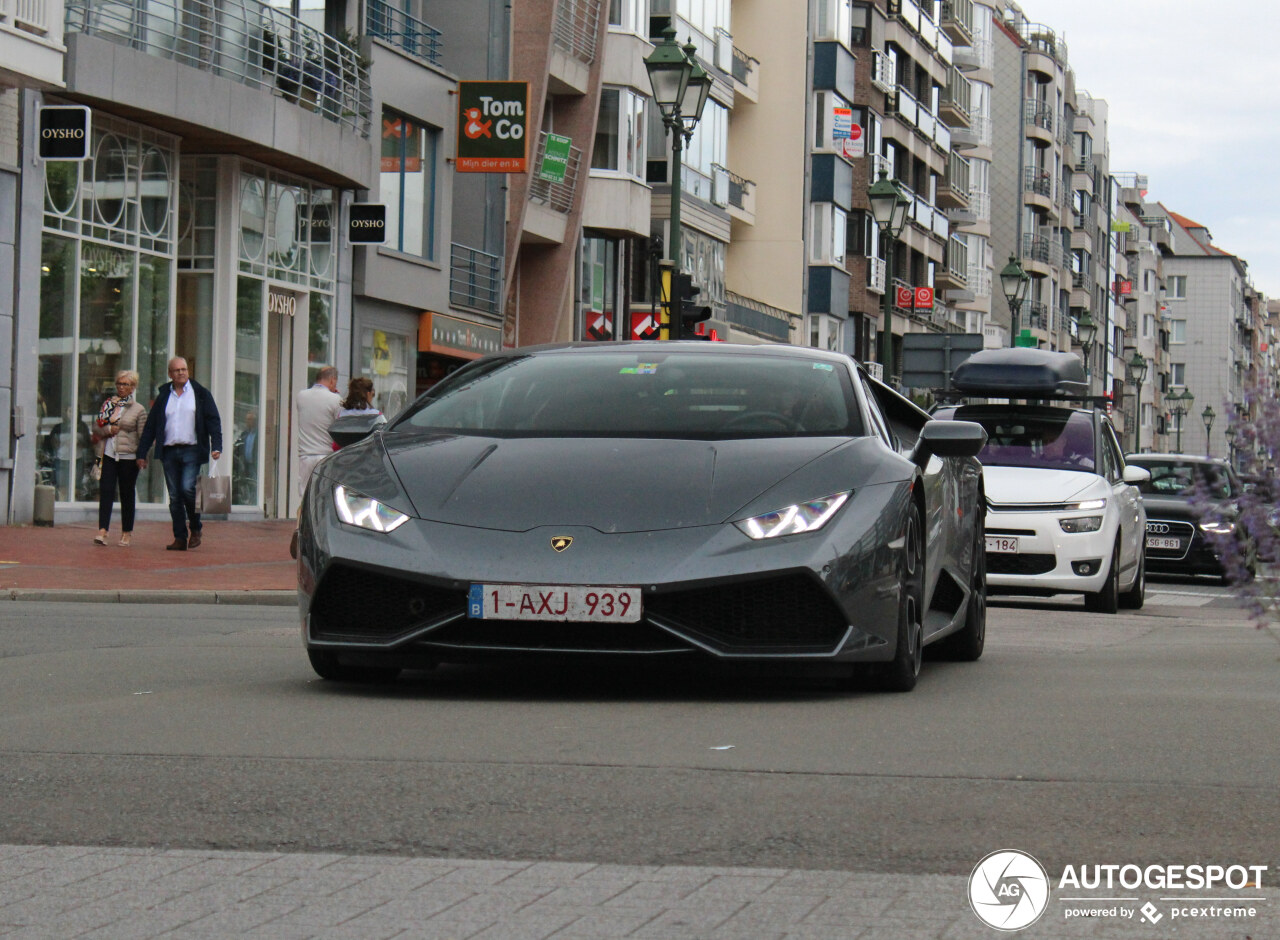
[672,273,711,340]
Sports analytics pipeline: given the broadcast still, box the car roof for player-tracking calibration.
[503,341,856,366]
[1128,453,1231,466]
[936,402,1098,419]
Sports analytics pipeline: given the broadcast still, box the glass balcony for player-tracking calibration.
[66,0,372,136]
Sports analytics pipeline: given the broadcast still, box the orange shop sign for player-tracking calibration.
[419,312,502,360]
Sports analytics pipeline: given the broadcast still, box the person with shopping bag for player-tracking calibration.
[136,357,223,551]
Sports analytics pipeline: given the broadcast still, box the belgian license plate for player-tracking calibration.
[468,584,642,622]
[1146,536,1181,550]
[985,536,1020,554]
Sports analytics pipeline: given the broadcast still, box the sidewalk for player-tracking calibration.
[0,520,296,604]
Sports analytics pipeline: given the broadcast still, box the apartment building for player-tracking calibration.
[2,0,66,523]
[12,0,519,524]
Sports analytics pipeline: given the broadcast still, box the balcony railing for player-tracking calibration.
[552,0,599,64]
[1024,99,1053,132]
[725,166,755,217]
[9,0,51,33]
[867,256,886,294]
[528,130,583,213]
[66,0,371,136]
[366,0,441,66]
[941,68,971,121]
[449,243,501,315]
[1019,21,1068,66]
[1023,166,1052,198]
[939,0,973,44]
[1072,270,1094,294]
[731,42,759,92]
[1024,301,1051,332]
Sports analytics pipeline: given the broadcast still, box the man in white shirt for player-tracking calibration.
[136,357,223,550]
[292,366,341,558]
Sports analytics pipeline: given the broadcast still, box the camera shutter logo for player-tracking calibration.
[968,850,1050,931]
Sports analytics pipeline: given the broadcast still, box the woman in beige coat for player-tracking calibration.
[95,370,148,546]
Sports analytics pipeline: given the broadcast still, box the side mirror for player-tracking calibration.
[1122,465,1150,485]
[912,420,987,466]
[330,412,387,448]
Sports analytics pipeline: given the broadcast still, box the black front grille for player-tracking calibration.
[310,565,468,641]
[422,619,691,654]
[987,552,1056,575]
[1145,520,1195,559]
[646,573,848,654]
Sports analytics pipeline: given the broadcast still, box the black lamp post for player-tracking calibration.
[1124,349,1148,453]
[644,24,711,341]
[1076,312,1098,384]
[1165,387,1194,453]
[1201,405,1215,456]
[868,169,911,382]
[999,255,1030,346]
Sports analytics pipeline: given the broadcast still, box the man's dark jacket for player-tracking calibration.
[136,379,223,463]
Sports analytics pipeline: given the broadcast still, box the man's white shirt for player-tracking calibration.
[296,384,342,458]
[164,384,197,446]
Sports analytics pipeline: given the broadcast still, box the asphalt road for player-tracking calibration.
[0,588,1276,880]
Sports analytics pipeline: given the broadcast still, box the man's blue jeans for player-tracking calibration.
[161,445,202,541]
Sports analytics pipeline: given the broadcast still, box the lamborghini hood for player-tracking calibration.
[378,432,869,533]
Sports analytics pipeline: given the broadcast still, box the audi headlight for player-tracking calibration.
[334,484,410,533]
[1199,519,1236,535]
[1059,515,1103,533]
[735,492,850,540]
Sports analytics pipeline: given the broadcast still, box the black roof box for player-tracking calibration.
[951,348,1087,398]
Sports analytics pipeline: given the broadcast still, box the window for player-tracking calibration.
[850,1,869,44]
[381,112,439,259]
[608,0,646,33]
[813,90,852,151]
[810,204,847,266]
[815,0,852,43]
[1168,274,1187,299]
[1141,402,1153,428]
[1171,362,1186,386]
[1170,319,1186,343]
[808,313,844,352]
[592,88,646,178]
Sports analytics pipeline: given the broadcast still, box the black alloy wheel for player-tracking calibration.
[878,502,926,691]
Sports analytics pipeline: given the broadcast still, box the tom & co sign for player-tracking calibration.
[38,106,91,161]
[456,81,529,173]
[348,203,387,244]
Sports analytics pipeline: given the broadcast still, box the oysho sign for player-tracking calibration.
[38,106,91,161]
[267,286,301,318]
[348,203,387,244]
[456,81,529,173]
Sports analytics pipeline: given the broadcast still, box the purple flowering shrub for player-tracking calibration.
[1195,383,1280,631]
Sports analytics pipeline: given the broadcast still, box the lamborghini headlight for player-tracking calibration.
[735,492,850,540]
[333,484,409,533]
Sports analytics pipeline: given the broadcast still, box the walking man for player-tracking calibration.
[292,365,341,558]
[137,357,223,551]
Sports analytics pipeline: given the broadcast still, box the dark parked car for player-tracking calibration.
[1125,454,1249,578]
[298,342,988,692]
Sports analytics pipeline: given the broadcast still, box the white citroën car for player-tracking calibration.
[934,348,1149,613]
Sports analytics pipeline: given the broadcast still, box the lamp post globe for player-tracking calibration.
[1201,405,1215,455]
[999,255,1030,345]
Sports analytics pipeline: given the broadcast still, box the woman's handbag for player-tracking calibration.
[90,456,102,482]
[196,469,232,514]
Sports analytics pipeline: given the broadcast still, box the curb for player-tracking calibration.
[3,589,296,606]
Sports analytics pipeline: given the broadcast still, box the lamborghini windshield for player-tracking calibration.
[393,350,864,439]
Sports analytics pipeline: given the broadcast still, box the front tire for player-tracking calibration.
[308,649,401,684]
[1119,547,1145,609]
[876,503,925,692]
[1084,543,1120,614]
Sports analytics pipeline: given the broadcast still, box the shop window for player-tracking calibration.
[361,327,412,418]
[580,235,618,341]
[233,277,264,507]
[381,111,440,260]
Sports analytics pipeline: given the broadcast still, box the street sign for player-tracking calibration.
[895,286,914,309]
[914,286,934,309]
[538,133,571,183]
[348,203,387,244]
[584,311,612,341]
[38,106,91,161]
[456,81,529,173]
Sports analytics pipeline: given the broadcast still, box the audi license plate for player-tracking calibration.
[1146,536,1181,550]
[468,584,642,623]
[985,536,1020,554]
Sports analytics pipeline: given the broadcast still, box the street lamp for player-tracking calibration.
[868,169,911,382]
[1076,312,1098,382]
[999,255,1030,346]
[1124,349,1148,453]
[644,23,711,340]
[1201,405,1215,456]
[1164,387,1194,453]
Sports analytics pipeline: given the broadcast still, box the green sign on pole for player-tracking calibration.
[1015,329,1038,348]
[539,134,572,183]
